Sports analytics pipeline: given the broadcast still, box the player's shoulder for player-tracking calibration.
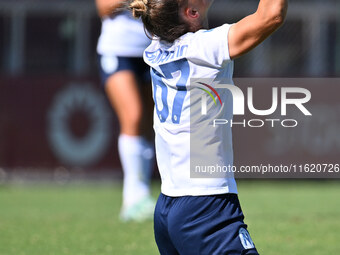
[193,24,233,40]
[143,24,232,66]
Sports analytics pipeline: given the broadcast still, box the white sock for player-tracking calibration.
[118,134,154,208]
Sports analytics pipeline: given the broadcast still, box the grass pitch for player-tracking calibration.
[0,180,339,255]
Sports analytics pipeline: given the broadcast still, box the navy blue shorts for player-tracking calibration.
[154,193,259,255]
[98,54,150,86]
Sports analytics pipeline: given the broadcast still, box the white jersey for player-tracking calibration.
[144,24,238,197]
[97,11,150,57]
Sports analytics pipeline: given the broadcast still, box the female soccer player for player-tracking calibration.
[129,0,288,253]
[96,0,155,222]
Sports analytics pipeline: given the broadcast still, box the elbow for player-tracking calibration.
[271,2,288,28]
[260,1,288,30]
[272,13,285,29]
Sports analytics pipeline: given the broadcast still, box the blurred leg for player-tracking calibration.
[105,70,142,137]
[139,79,155,141]
[105,70,154,220]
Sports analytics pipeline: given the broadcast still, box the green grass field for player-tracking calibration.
[0,180,339,255]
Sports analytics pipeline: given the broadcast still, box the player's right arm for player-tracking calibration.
[95,0,124,18]
[228,0,288,59]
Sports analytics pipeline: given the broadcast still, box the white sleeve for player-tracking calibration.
[188,24,232,68]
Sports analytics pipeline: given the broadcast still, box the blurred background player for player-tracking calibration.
[95,0,155,222]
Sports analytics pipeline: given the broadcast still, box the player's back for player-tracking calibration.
[144,24,238,197]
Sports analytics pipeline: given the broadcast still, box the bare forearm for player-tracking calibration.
[95,0,125,18]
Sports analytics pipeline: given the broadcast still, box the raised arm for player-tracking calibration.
[95,0,124,18]
[228,0,288,59]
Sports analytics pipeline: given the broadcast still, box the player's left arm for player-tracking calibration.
[95,0,125,18]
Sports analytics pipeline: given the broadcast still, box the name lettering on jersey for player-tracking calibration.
[145,45,188,64]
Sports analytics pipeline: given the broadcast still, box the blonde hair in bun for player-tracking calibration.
[130,0,148,18]
[128,0,189,43]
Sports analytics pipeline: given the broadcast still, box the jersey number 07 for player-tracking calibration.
[151,59,190,124]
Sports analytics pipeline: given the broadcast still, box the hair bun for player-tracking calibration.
[130,0,148,18]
